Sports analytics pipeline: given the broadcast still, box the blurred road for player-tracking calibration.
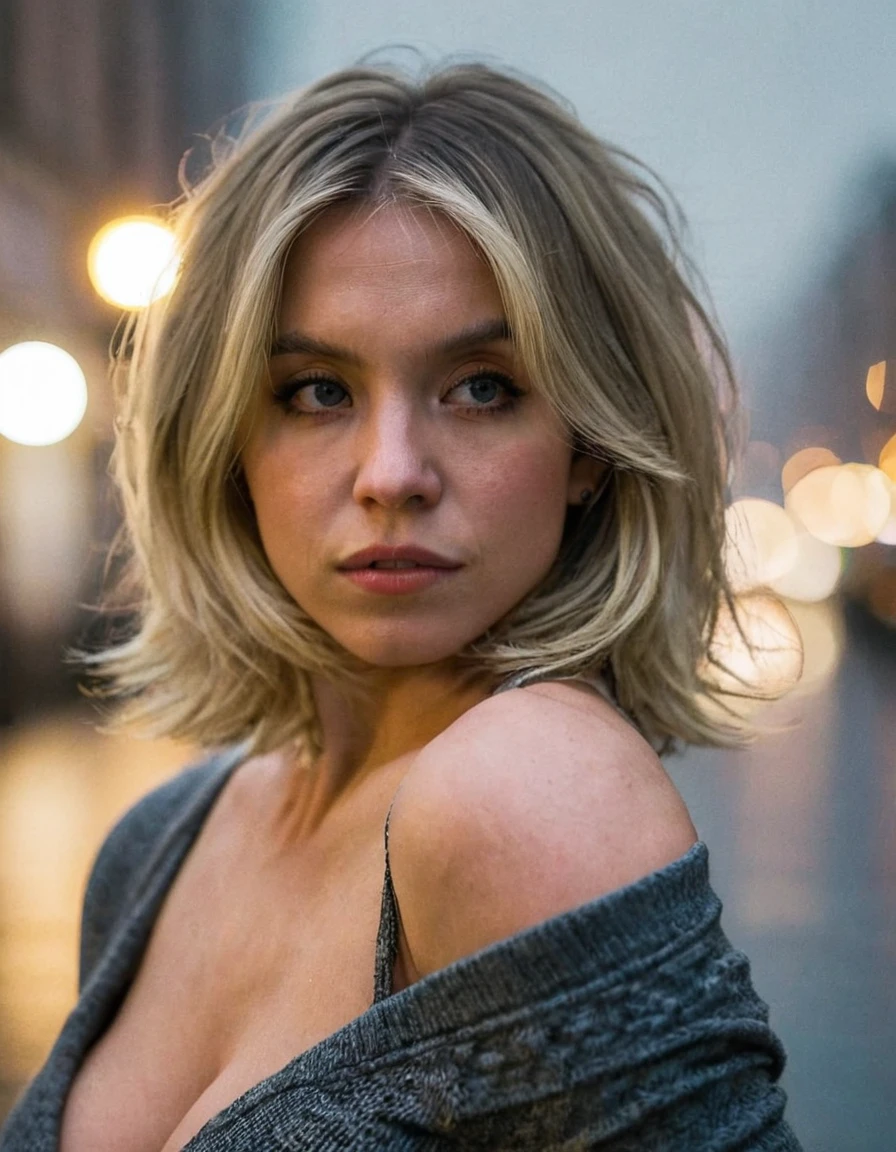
[0,602,893,1150]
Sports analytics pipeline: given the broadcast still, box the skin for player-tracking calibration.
[240,201,604,828]
[59,207,694,1152]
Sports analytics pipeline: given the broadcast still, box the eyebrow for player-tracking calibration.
[268,318,513,362]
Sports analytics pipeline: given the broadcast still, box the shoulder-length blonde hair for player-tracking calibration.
[87,60,791,759]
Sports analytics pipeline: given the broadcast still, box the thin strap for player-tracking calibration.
[371,669,633,1002]
[492,668,634,726]
[372,798,400,1003]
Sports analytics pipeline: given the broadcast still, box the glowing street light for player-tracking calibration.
[866,361,888,412]
[786,463,892,547]
[0,342,88,446]
[724,498,799,591]
[87,216,177,309]
[702,592,803,699]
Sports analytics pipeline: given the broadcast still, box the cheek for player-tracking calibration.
[480,442,570,557]
[242,453,314,572]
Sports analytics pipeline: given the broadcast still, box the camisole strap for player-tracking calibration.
[373,797,400,1003]
[492,667,633,726]
[371,668,633,1002]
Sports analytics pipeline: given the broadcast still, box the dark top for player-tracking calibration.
[0,677,803,1150]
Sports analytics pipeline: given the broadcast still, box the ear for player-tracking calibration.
[568,455,609,507]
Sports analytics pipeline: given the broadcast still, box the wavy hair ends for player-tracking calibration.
[82,58,798,760]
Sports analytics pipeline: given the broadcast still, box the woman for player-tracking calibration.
[1,60,801,1150]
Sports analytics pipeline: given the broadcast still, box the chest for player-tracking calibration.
[58,781,412,1152]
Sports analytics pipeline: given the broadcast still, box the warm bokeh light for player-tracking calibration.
[865,360,887,411]
[781,446,842,495]
[702,591,803,700]
[786,463,892,547]
[87,215,178,308]
[783,598,845,694]
[0,342,88,446]
[880,433,896,484]
[0,717,196,1080]
[874,474,896,545]
[724,499,799,591]
[768,529,843,602]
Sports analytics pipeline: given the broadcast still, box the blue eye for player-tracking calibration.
[450,371,524,415]
[271,371,524,418]
[271,376,349,414]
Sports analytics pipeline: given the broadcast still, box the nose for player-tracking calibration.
[351,395,441,509]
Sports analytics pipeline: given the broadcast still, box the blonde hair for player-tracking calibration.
[86,60,792,758]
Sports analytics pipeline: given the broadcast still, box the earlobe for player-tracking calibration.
[569,459,610,506]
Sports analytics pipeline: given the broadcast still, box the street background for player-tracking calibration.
[1,3,894,1149]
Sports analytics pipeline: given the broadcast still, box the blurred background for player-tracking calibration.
[0,2,894,1148]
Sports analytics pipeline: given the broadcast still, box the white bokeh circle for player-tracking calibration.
[0,342,89,446]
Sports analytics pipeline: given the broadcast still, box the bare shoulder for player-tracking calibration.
[388,681,697,980]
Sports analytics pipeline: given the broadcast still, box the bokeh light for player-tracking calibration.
[783,598,845,694]
[768,530,843,602]
[879,433,896,484]
[785,463,892,547]
[87,216,178,309]
[874,474,896,545]
[781,446,842,495]
[724,498,799,591]
[702,591,803,701]
[0,342,88,446]
[865,360,887,412]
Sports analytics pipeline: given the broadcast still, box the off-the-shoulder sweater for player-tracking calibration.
[0,677,802,1150]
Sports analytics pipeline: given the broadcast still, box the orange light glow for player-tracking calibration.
[781,446,842,495]
[786,463,892,547]
[87,216,178,309]
[880,433,896,484]
[866,361,887,411]
[702,592,803,699]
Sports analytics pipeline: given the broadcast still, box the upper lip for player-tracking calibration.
[338,545,463,570]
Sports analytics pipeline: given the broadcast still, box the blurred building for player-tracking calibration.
[0,0,258,724]
[740,157,896,631]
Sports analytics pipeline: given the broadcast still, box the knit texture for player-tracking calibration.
[1,738,802,1151]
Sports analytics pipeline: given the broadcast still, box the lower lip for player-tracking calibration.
[339,566,460,594]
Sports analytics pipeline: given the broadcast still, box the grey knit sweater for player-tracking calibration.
[1,740,802,1150]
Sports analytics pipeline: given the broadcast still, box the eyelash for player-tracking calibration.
[271,371,524,419]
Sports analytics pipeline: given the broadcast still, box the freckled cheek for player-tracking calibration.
[243,456,324,572]
[478,446,570,565]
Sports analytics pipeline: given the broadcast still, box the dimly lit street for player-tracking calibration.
[1,2,895,1150]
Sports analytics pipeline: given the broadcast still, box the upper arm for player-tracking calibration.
[387,687,697,981]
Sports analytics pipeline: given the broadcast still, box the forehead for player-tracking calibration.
[277,201,504,330]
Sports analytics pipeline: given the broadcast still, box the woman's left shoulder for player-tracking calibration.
[387,680,697,980]
[409,676,695,847]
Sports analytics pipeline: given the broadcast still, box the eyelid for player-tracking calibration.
[270,371,345,405]
[270,366,525,417]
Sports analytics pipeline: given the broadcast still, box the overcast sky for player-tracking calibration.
[252,0,896,367]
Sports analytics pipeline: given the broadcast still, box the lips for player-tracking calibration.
[339,545,462,570]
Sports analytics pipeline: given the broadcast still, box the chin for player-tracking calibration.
[326,621,483,670]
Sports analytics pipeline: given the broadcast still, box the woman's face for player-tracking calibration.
[241,202,591,670]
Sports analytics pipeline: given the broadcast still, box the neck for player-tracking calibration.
[273,663,495,837]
